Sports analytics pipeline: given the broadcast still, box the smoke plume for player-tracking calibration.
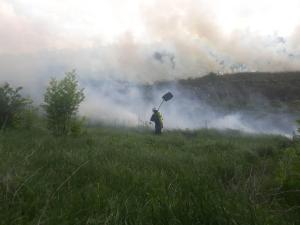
[0,0,300,135]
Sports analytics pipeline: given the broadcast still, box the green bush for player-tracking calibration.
[14,106,43,130]
[70,117,87,137]
[43,70,85,136]
[0,83,31,130]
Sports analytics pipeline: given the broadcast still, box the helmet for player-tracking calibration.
[152,107,157,112]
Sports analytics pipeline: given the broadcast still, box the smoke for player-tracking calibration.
[140,0,300,74]
[1,0,300,83]
[79,79,297,136]
[0,1,49,54]
[0,0,299,135]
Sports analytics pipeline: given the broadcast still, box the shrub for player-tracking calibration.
[70,117,87,137]
[43,70,85,136]
[15,106,42,130]
[0,83,31,130]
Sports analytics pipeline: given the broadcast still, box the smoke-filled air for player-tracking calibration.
[1,0,300,135]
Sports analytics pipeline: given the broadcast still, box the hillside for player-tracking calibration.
[176,72,300,111]
[1,127,300,224]
[84,71,300,113]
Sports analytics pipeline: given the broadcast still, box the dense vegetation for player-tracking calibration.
[180,72,300,103]
[1,71,84,136]
[0,83,31,130]
[1,127,300,225]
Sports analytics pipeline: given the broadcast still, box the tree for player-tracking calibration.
[0,83,31,130]
[43,70,85,136]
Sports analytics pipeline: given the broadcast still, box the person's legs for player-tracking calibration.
[155,124,162,134]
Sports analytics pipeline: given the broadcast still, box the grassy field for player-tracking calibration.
[1,127,300,225]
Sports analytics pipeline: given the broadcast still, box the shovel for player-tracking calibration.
[157,92,174,111]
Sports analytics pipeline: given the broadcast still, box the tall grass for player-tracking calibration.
[0,128,299,225]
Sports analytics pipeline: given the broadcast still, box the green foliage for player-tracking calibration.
[70,116,87,137]
[43,70,85,136]
[0,127,299,225]
[297,119,300,133]
[0,82,31,130]
[14,106,43,130]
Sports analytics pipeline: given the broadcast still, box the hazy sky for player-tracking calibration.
[2,0,300,51]
[1,0,300,83]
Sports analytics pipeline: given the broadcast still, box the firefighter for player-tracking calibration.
[150,108,163,134]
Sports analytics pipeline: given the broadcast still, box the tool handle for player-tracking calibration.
[157,99,165,111]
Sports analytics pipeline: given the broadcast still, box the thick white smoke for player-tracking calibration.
[79,79,297,136]
[0,0,299,135]
[1,0,300,84]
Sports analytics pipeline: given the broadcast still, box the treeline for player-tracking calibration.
[0,70,85,136]
[178,72,300,111]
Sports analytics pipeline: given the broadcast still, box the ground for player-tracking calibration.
[0,127,300,225]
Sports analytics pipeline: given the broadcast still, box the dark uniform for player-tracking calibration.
[150,110,163,134]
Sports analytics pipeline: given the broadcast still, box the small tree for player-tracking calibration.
[0,83,31,130]
[43,70,85,136]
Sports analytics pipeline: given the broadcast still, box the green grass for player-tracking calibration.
[0,127,300,225]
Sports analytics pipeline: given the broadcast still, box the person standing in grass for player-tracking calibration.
[150,108,163,134]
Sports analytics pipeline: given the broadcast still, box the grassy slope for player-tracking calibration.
[177,72,300,111]
[0,128,300,225]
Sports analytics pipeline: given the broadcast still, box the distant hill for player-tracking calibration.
[174,72,300,112]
